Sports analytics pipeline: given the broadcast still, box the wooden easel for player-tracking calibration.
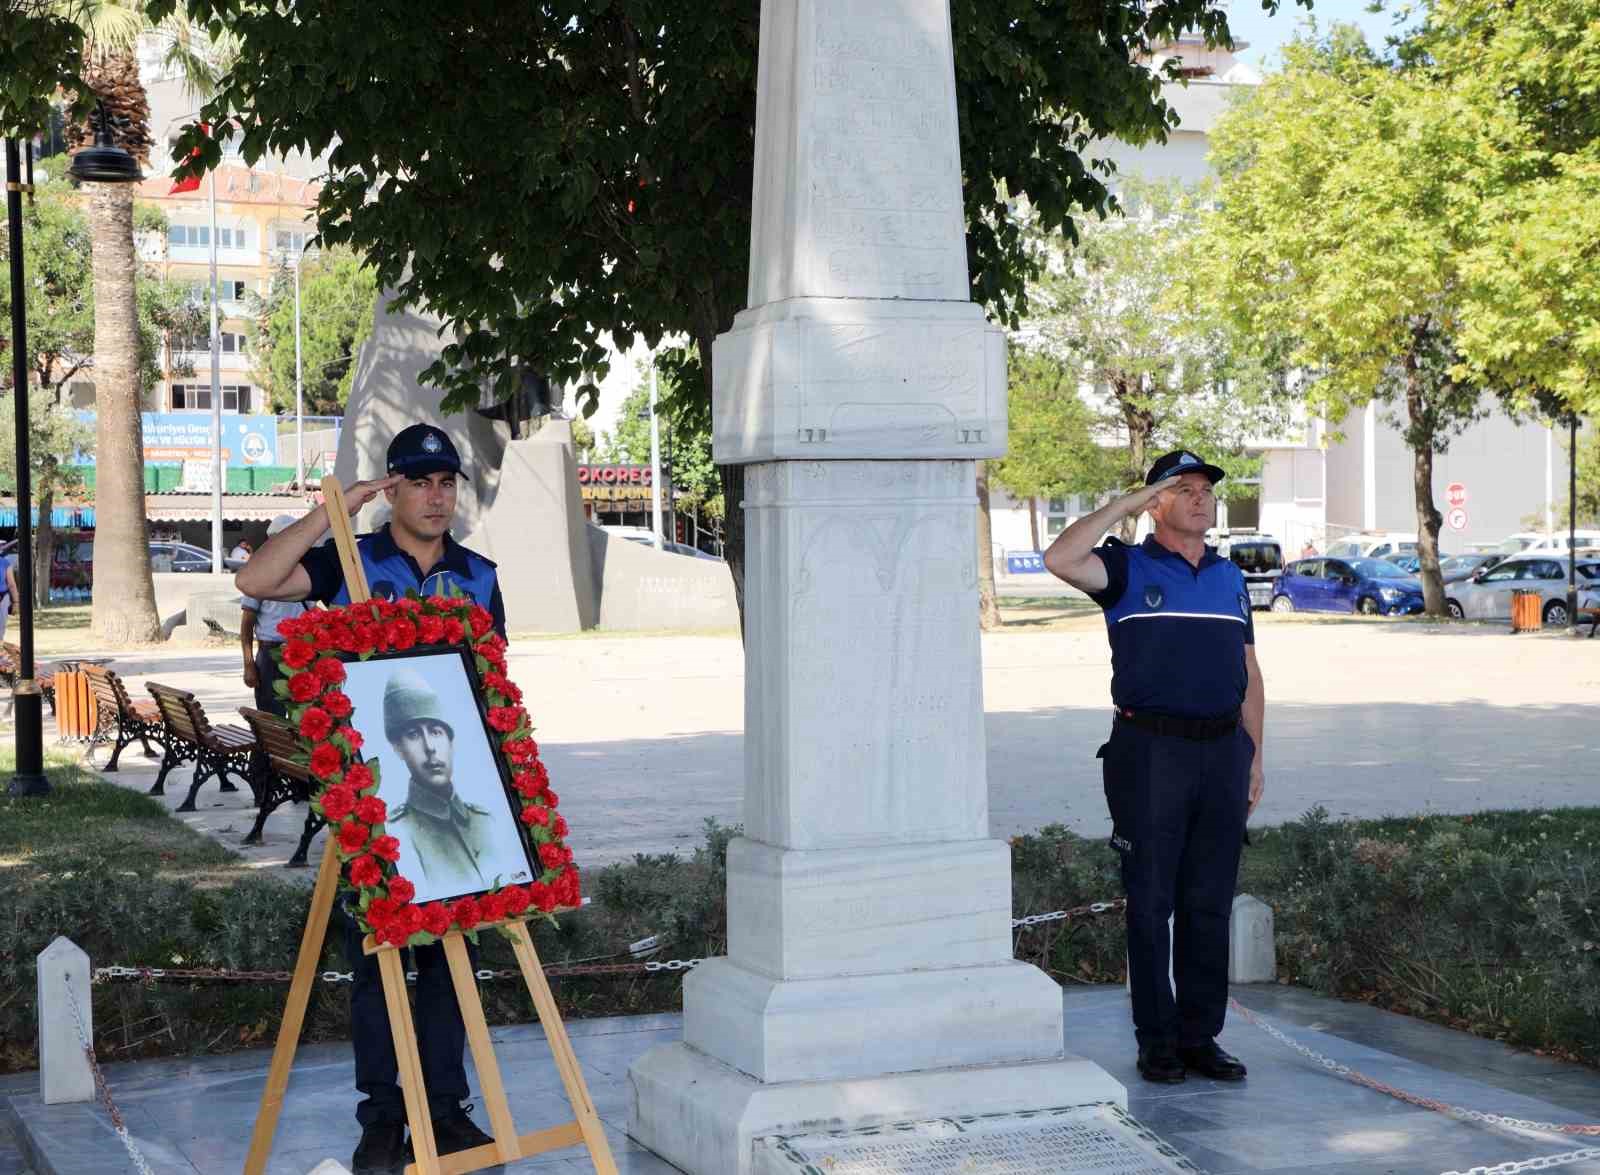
[245,477,618,1175]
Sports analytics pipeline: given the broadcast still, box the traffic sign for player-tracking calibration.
[1446,506,1469,531]
[1446,482,1468,509]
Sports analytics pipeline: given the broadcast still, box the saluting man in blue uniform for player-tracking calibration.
[1044,450,1266,1086]
[237,423,502,1173]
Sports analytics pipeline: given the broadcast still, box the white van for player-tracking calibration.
[1496,530,1600,555]
[1323,533,1419,561]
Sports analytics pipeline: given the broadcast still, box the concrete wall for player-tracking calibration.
[588,527,739,631]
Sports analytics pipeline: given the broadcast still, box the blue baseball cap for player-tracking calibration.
[386,424,462,478]
[1146,449,1225,486]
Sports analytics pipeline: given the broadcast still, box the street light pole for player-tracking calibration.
[648,361,663,550]
[1569,414,1578,637]
[293,250,303,487]
[207,168,223,571]
[6,139,46,796]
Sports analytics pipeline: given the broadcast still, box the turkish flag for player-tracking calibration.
[168,124,210,194]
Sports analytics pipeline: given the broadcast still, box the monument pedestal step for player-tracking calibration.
[628,1041,1126,1175]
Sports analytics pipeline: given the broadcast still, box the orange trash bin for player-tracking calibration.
[1511,590,1542,633]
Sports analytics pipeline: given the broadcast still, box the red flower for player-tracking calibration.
[421,902,452,937]
[344,762,374,792]
[529,881,557,913]
[542,788,559,808]
[512,771,538,797]
[378,922,410,947]
[449,895,481,931]
[370,835,401,863]
[310,743,344,779]
[366,896,399,929]
[418,614,445,644]
[320,784,357,821]
[354,795,387,824]
[385,618,417,650]
[552,815,569,838]
[337,821,370,853]
[353,623,381,654]
[277,616,306,640]
[298,707,333,741]
[487,706,520,733]
[468,606,493,637]
[426,594,452,611]
[387,875,415,904]
[477,891,507,924]
[522,804,550,827]
[499,885,530,915]
[289,672,323,703]
[322,691,353,719]
[554,869,581,908]
[281,640,316,670]
[314,657,347,685]
[343,727,365,753]
[442,617,465,645]
[349,854,383,888]
[538,842,566,870]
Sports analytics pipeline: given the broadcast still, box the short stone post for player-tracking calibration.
[1229,894,1276,983]
[37,936,94,1104]
[305,1161,354,1175]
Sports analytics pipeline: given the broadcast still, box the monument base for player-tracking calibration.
[628,1042,1125,1175]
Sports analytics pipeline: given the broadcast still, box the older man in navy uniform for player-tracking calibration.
[1044,450,1266,1085]
[236,423,502,1173]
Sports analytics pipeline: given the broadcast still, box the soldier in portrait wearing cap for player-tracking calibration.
[235,423,501,1172]
[1043,450,1267,1089]
[380,669,530,898]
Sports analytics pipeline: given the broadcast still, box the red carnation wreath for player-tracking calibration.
[273,594,578,947]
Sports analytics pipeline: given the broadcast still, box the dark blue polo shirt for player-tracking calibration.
[1089,536,1253,719]
[301,524,506,640]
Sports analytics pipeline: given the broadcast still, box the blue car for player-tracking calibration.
[1270,557,1425,616]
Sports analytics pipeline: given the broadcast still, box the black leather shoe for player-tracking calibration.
[1178,1041,1248,1081]
[431,1103,495,1156]
[351,1121,408,1174]
[1136,1044,1187,1084]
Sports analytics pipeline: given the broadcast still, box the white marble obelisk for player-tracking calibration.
[627,1,1122,1170]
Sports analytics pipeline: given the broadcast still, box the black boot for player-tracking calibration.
[1137,1043,1187,1084]
[430,1103,495,1156]
[351,1121,408,1174]
[1178,1040,1248,1081]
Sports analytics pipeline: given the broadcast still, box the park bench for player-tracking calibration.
[145,683,257,812]
[0,642,57,714]
[82,665,167,771]
[238,707,326,867]
[1580,603,1600,639]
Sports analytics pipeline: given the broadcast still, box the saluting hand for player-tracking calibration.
[339,475,403,514]
[1122,475,1184,519]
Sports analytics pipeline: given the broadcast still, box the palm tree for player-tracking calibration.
[64,5,226,642]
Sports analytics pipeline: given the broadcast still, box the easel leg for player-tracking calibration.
[244,838,340,1175]
[507,922,620,1175]
[378,948,440,1175]
[442,936,520,1165]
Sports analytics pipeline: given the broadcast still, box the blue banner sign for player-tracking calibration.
[1006,550,1047,575]
[75,412,281,466]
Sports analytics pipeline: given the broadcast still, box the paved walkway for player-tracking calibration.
[7,986,1600,1174]
[57,616,1600,872]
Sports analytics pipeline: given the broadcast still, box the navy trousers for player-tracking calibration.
[336,905,477,1127]
[1100,721,1252,1050]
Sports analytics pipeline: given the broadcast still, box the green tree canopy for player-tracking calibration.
[989,346,1112,510]
[246,247,378,415]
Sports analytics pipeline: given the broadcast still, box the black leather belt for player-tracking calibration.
[1115,707,1240,740]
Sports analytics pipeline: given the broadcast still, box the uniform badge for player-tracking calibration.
[422,431,444,454]
[1144,585,1164,610]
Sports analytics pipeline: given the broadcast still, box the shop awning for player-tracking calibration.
[0,505,96,528]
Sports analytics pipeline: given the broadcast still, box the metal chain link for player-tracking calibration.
[1440,1150,1600,1175]
[1012,899,1126,929]
[63,973,157,1175]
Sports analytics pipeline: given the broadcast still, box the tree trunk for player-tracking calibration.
[1027,495,1041,551]
[1405,367,1446,617]
[86,182,162,644]
[34,477,55,609]
[976,460,1002,630]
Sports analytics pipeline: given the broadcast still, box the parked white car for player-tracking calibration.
[1445,555,1600,625]
[1494,530,1600,555]
[1323,533,1419,561]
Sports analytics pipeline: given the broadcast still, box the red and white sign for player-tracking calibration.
[1446,506,1469,532]
[1446,482,1468,509]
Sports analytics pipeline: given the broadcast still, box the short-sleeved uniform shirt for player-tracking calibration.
[299,524,506,640]
[1089,535,1254,720]
[239,595,309,642]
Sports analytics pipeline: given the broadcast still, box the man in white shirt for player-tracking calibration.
[239,516,307,715]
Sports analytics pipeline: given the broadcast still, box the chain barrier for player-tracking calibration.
[86,899,1126,989]
[63,973,157,1175]
[1228,998,1600,1175]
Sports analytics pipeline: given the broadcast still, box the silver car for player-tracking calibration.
[1445,556,1599,625]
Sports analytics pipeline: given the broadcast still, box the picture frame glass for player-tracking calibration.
[340,647,538,905]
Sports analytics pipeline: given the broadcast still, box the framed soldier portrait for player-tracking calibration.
[340,648,538,906]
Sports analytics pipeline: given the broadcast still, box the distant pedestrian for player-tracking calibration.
[229,539,253,562]
[1300,541,1316,559]
[1043,449,1264,1087]
[239,518,307,716]
[0,553,18,644]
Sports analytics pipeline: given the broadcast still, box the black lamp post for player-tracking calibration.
[7,106,141,797]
